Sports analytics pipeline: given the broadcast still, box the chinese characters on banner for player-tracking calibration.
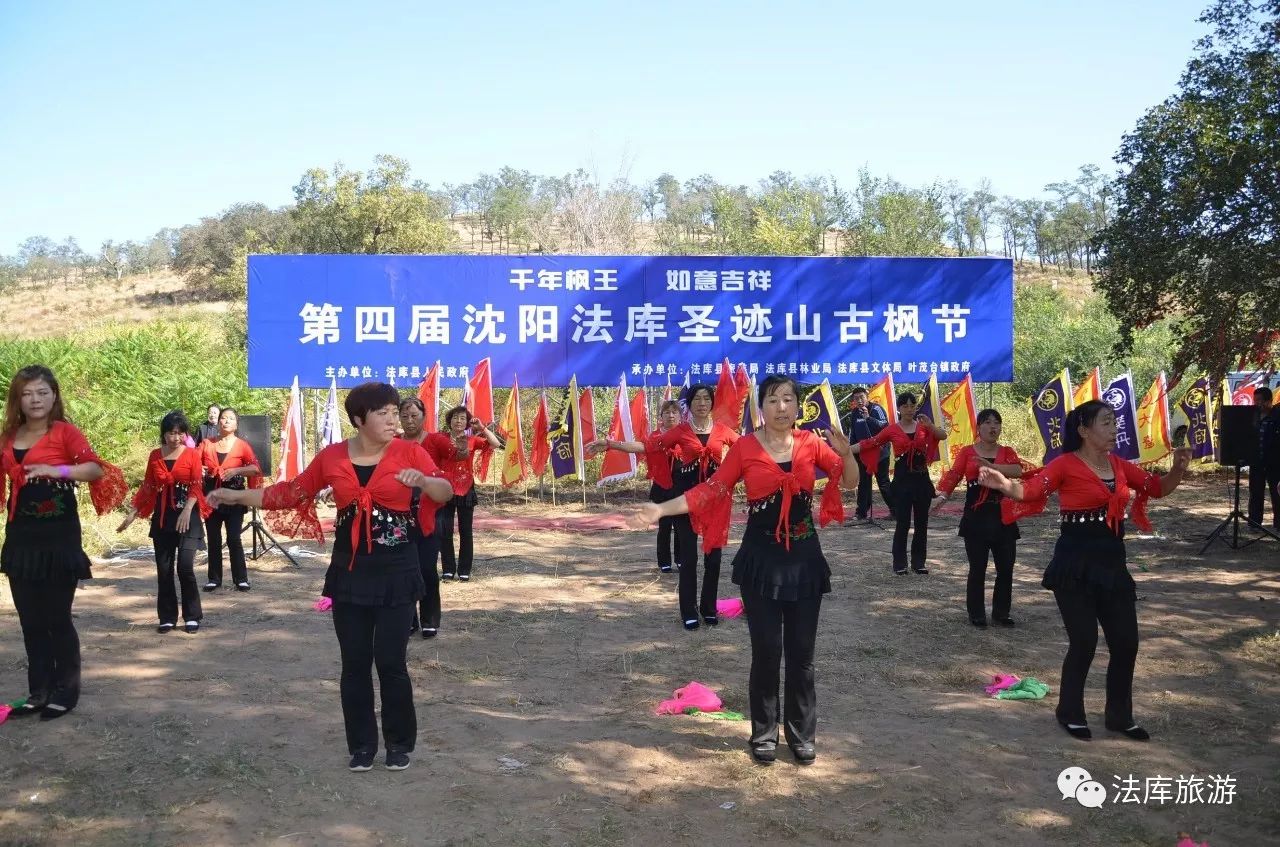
[247,255,1014,388]
[1176,376,1215,460]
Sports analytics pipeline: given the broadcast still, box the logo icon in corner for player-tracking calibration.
[1058,766,1107,807]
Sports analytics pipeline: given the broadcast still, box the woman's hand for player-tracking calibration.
[1171,447,1192,472]
[930,494,948,513]
[221,467,240,480]
[116,509,137,533]
[396,469,430,490]
[469,418,485,435]
[629,502,663,530]
[977,466,1011,494]
[207,488,239,509]
[23,463,61,479]
[176,508,192,534]
[586,438,609,453]
[824,428,852,457]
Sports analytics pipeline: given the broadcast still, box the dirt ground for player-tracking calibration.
[0,474,1277,847]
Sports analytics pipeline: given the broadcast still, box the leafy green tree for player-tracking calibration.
[1095,0,1280,375]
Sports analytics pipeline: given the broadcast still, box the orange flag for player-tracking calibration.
[1073,366,1102,407]
[498,376,528,487]
[866,373,897,424]
[939,374,978,469]
[1136,371,1172,464]
[530,391,551,476]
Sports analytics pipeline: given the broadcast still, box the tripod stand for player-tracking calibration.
[241,507,302,566]
[1200,464,1280,553]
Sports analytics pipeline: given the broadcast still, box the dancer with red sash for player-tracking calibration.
[422,406,500,582]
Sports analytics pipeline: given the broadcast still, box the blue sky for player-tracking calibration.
[0,0,1209,253]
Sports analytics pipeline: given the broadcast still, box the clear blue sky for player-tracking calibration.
[0,0,1210,253]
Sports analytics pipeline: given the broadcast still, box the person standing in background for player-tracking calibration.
[842,387,894,522]
[194,405,221,446]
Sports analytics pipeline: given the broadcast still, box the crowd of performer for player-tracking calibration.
[0,364,1203,769]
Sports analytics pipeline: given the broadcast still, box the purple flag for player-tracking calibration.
[1177,376,1215,460]
[1032,370,1072,464]
[1102,373,1140,461]
[549,380,583,481]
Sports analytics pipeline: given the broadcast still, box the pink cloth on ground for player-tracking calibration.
[0,704,11,725]
[1176,839,1208,847]
[312,596,333,612]
[984,673,1021,696]
[715,598,744,618]
[655,681,722,716]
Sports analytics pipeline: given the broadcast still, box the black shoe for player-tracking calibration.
[203,581,220,592]
[702,615,718,627]
[348,751,376,772]
[912,566,930,575]
[789,741,816,765]
[39,703,73,721]
[683,619,701,631]
[458,574,471,582]
[409,619,420,635]
[1059,721,1092,741]
[442,572,456,581]
[993,616,1015,627]
[422,628,437,639]
[157,622,175,633]
[1105,722,1151,741]
[658,563,673,573]
[184,621,200,634]
[893,567,908,576]
[235,582,251,591]
[750,741,777,765]
[12,693,48,716]
[970,617,989,628]
[385,751,411,770]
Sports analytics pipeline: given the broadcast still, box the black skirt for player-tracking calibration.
[957,481,1020,542]
[1041,509,1132,599]
[148,486,207,551]
[448,487,479,509]
[326,503,424,606]
[0,478,92,581]
[731,489,830,602]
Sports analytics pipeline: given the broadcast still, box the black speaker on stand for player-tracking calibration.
[1200,406,1280,553]
[234,414,301,567]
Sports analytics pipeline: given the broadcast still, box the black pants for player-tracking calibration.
[1052,588,1139,728]
[741,589,822,747]
[964,535,1016,621]
[205,508,247,585]
[892,473,934,569]
[8,574,81,708]
[656,516,679,568]
[331,600,417,755]
[413,534,441,632]
[673,515,721,622]
[437,502,475,577]
[856,455,894,518]
[155,537,202,624]
[1247,464,1280,527]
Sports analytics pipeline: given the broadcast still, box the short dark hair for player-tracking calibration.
[207,404,221,413]
[976,408,1002,426]
[1062,399,1109,454]
[344,382,400,426]
[399,397,425,414]
[686,383,715,406]
[896,391,918,408]
[218,407,239,431]
[851,386,869,397]
[443,405,471,429]
[1256,386,1274,404]
[659,399,682,415]
[758,374,800,406]
[160,409,190,441]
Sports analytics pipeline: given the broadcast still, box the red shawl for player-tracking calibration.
[640,427,682,489]
[200,437,262,488]
[936,444,1028,509]
[260,439,445,566]
[684,430,846,554]
[1002,452,1163,533]
[423,432,493,496]
[1,421,128,522]
[131,447,211,524]
[856,422,940,475]
[651,421,739,488]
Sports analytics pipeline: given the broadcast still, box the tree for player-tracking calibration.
[844,170,947,257]
[1095,0,1280,375]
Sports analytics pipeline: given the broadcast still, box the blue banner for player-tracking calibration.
[247,255,1014,388]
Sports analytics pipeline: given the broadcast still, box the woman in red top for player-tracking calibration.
[978,399,1191,742]
[118,410,211,634]
[398,397,441,637]
[853,391,948,575]
[422,405,499,582]
[200,408,261,592]
[209,382,453,772]
[631,375,858,765]
[590,398,684,573]
[1,364,128,719]
[933,408,1027,627]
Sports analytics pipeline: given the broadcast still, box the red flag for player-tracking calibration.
[630,387,650,440]
[464,358,494,425]
[711,357,743,430]
[417,361,440,433]
[733,363,750,406]
[578,385,597,444]
[599,375,638,484]
[662,376,675,405]
[530,391,551,476]
[276,376,306,483]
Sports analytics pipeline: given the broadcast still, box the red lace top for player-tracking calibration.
[936,444,1030,508]
[260,439,445,564]
[132,448,211,523]
[684,430,846,554]
[856,422,940,474]
[1002,452,1164,533]
[1,421,128,521]
[423,432,493,496]
[645,421,739,490]
[200,437,262,488]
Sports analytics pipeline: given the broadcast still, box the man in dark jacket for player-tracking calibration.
[1250,387,1279,528]
[842,386,894,521]
[195,404,221,446]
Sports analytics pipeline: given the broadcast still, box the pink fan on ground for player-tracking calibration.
[984,673,1021,696]
[715,598,744,618]
[655,681,723,716]
[312,597,333,612]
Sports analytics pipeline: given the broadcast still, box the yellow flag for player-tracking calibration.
[498,377,529,487]
[1073,367,1102,407]
[1136,372,1172,464]
[939,375,977,469]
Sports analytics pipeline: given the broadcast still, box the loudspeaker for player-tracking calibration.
[236,414,274,478]
[1218,406,1258,467]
